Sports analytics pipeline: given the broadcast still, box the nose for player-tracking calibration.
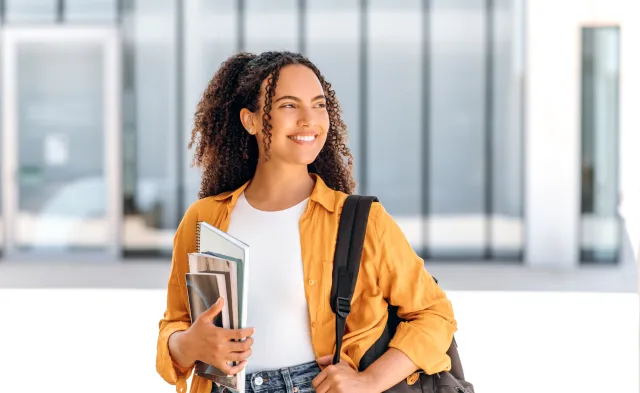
[297,106,314,128]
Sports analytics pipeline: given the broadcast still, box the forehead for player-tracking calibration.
[260,64,324,98]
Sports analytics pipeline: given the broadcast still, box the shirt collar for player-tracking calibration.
[211,173,336,213]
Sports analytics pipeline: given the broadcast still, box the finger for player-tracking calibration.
[216,360,247,375]
[312,368,329,390]
[226,337,254,352]
[315,377,332,393]
[227,327,255,340]
[227,349,252,362]
[219,360,248,376]
[316,354,333,367]
[198,297,224,323]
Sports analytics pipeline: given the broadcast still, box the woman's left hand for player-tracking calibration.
[312,355,378,393]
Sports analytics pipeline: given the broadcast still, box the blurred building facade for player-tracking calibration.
[0,0,637,270]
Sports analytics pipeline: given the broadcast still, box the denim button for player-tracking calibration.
[254,376,264,386]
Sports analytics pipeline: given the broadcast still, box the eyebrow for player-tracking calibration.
[273,94,326,103]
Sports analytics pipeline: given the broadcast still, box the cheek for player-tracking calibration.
[268,111,296,135]
[319,111,330,131]
[255,114,286,142]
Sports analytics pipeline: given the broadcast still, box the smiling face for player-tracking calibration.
[240,64,330,167]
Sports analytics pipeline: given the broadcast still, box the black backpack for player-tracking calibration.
[330,195,475,393]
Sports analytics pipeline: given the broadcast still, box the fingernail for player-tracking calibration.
[215,297,221,304]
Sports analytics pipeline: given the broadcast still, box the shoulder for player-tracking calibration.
[331,191,391,238]
[180,196,218,224]
[175,196,227,237]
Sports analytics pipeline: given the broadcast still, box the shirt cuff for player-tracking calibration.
[157,321,194,392]
[388,321,453,375]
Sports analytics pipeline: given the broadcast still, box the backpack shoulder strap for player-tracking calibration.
[330,194,377,365]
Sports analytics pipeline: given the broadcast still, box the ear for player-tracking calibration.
[239,108,258,135]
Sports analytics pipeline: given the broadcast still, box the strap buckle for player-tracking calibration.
[335,296,351,318]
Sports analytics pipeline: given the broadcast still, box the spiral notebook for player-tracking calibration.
[187,221,250,393]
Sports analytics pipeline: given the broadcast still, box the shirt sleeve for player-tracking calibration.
[373,204,458,375]
[156,207,198,393]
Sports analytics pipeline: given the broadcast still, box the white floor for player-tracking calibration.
[0,288,637,393]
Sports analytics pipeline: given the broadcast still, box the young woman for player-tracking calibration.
[156,51,457,393]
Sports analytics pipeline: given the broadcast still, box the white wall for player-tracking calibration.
[0,288,636,393]
[525,0,640,268]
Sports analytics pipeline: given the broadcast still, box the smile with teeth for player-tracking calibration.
[288,135,317,141]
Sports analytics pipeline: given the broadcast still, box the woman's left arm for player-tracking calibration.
[372,203,458,376]
[313,204,457,393]
[314,347,419,393]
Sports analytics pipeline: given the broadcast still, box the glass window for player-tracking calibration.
[15,42,107,252]
[425,0,523,260]
[428,0,487,258]
[367,0,423,250]
[182,0,239,212]
[121,0,179,256]
[65,0,118,23]
[0,0,526,260]
[489,0,525,259]
[5,0,56,23]
[0,38,3,254]
[580,26,621,263]
[305,0,361,188]
[244,0,299,54]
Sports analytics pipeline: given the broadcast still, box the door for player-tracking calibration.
[1,27,121,260]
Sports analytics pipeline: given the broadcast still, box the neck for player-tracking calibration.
[244,161,315,211]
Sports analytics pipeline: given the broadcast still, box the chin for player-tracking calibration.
[270,145,324,167]
[298,157,320,166]
[281,149,322,166]
[287,154,321,167]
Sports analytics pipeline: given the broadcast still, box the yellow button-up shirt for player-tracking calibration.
[156,174,457,393]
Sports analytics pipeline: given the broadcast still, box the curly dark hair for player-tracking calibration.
[188,51,356,199]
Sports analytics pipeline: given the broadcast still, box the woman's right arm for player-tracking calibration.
[156,207,198,392]
[168,331,195,369]
[156,205,255,392]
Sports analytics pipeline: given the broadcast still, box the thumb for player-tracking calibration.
[199,297,224,322]
[316,354,334,367]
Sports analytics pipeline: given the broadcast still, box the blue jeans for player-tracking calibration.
[212,360,321,393]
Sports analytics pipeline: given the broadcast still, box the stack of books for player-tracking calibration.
[185,221,250,393]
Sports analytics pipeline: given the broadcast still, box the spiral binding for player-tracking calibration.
[195,220,202,253]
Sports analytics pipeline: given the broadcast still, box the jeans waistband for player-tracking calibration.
[245,360,321,393]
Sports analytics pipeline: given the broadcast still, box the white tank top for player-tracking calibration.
[226,192,316,373]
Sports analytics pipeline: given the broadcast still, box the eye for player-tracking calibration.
[315,102,327,108]
[280,103,296,108]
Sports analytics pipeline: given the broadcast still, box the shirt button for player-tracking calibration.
[311,321,316,328]
[254,376,264,386]
[308,279,315,285]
